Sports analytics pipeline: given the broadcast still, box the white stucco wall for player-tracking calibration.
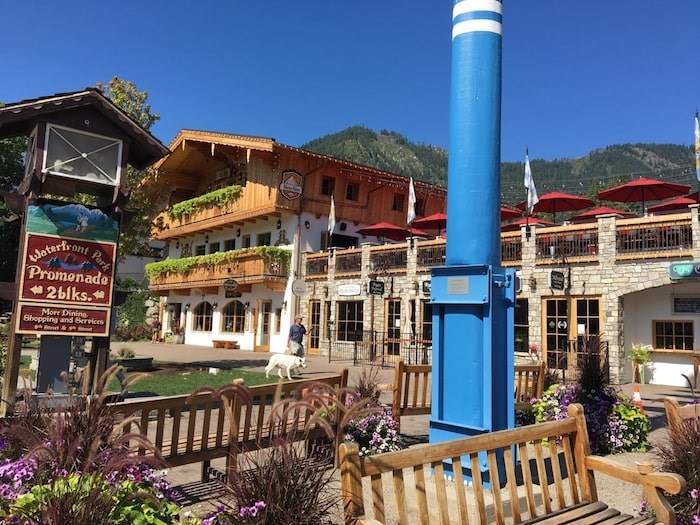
[623,282,700,386]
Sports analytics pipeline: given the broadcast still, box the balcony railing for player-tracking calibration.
[615,216,692,258]
[149,251,288,292]
[303,212,695,278]
[535,224,599,263]
[335,249,363,276]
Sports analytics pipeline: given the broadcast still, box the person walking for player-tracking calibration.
[151,318,161,344]
[288,315,310,357]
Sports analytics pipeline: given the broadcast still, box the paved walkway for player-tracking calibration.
[23,341,697,519]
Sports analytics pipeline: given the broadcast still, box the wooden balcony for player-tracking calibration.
[154,197,282,240]
[149,251,288,295]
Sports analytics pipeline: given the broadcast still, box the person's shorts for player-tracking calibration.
[291,341,304,357]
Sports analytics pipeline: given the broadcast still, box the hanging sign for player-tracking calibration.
[292,279,306,296]
[279,170,303,200]
[367,280,385,296]
[549,270,566,290]
[669,262,700,280]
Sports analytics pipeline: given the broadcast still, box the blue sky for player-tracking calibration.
[2,1,698,162]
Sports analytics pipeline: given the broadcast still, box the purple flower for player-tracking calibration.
[690,487,699,500]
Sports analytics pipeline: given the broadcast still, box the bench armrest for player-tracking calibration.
[584,455,686,523]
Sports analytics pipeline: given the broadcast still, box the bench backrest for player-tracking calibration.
[341,403,599,525]
[664,396,700,440]
[391,361,546,430]
[514,362,545,411]
[392,361,431,430]
[109,369,348,468]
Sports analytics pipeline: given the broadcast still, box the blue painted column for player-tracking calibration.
[430,0,515,469]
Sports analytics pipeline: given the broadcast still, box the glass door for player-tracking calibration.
[544,298,569,371]
[385,299,401,356]
[255,300,272,352]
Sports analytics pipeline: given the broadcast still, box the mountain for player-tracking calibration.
[301,127,696,206]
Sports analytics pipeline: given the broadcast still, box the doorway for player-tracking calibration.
[309,300,321,354]
[543,296,602,379]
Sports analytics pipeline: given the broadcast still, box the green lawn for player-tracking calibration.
[108,367,282,397]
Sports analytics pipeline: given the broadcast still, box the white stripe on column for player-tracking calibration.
[452,19,502,38]
[453,0,502,19]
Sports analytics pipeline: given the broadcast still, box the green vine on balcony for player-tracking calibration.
[167,185,244,221]
[145,246,292,279]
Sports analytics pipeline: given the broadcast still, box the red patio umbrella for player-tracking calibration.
[357,221,429,241]
[516,191,594,223]
[647,193,699,214]
[412,212,447,231]
[500,205,521,221]
[597,177,691,213]
[568,206,637,224]
[500,216,555,232]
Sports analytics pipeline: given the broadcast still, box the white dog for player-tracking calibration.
[265,354,307,380]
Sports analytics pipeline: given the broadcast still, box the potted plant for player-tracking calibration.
[629,343,652,383]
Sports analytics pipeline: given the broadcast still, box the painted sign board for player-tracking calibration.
[669,262,700,280]
[19,233,116,307]
[19,203,118,309]
[15,302,111,336]
[337,283,361,296]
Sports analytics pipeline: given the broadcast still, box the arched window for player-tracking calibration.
[193,302,213,332]
[221,300,246,333]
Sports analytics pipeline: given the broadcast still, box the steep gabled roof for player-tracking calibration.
[0,88,169,169]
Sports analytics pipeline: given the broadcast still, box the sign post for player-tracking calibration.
[0,90,169,413]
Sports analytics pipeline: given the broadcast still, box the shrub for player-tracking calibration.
[655,408,700,524]
[0,366,179,524]
[531,335,649,454]
[186,379,375,525]
[113,323,151,342]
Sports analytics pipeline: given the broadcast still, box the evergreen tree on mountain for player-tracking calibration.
[302,127,695,206]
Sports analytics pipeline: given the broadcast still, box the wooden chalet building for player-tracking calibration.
[148,129,446,352]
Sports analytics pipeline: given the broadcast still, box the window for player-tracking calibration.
[257,232,271,247]
[654,320,694,351]
[324,301,332,340]
[337,301,363,341]
[242,235,251,249]
[514,298,529,353]
[195,245,206,256]
[209,241,220,254]
[321,177,335,196]
[415,199,426,216]
[392,194,404,212]
[221,300,246,333]
[346,182,359,201]
[193,302,213,331]
[274,308,282,333]
[224,238,236,252]
[420,300,432,345]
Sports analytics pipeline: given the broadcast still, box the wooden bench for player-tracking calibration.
[109,369,348,482]
[340,403,686,525]
[212,339,240,349]
[390,361,546,432]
